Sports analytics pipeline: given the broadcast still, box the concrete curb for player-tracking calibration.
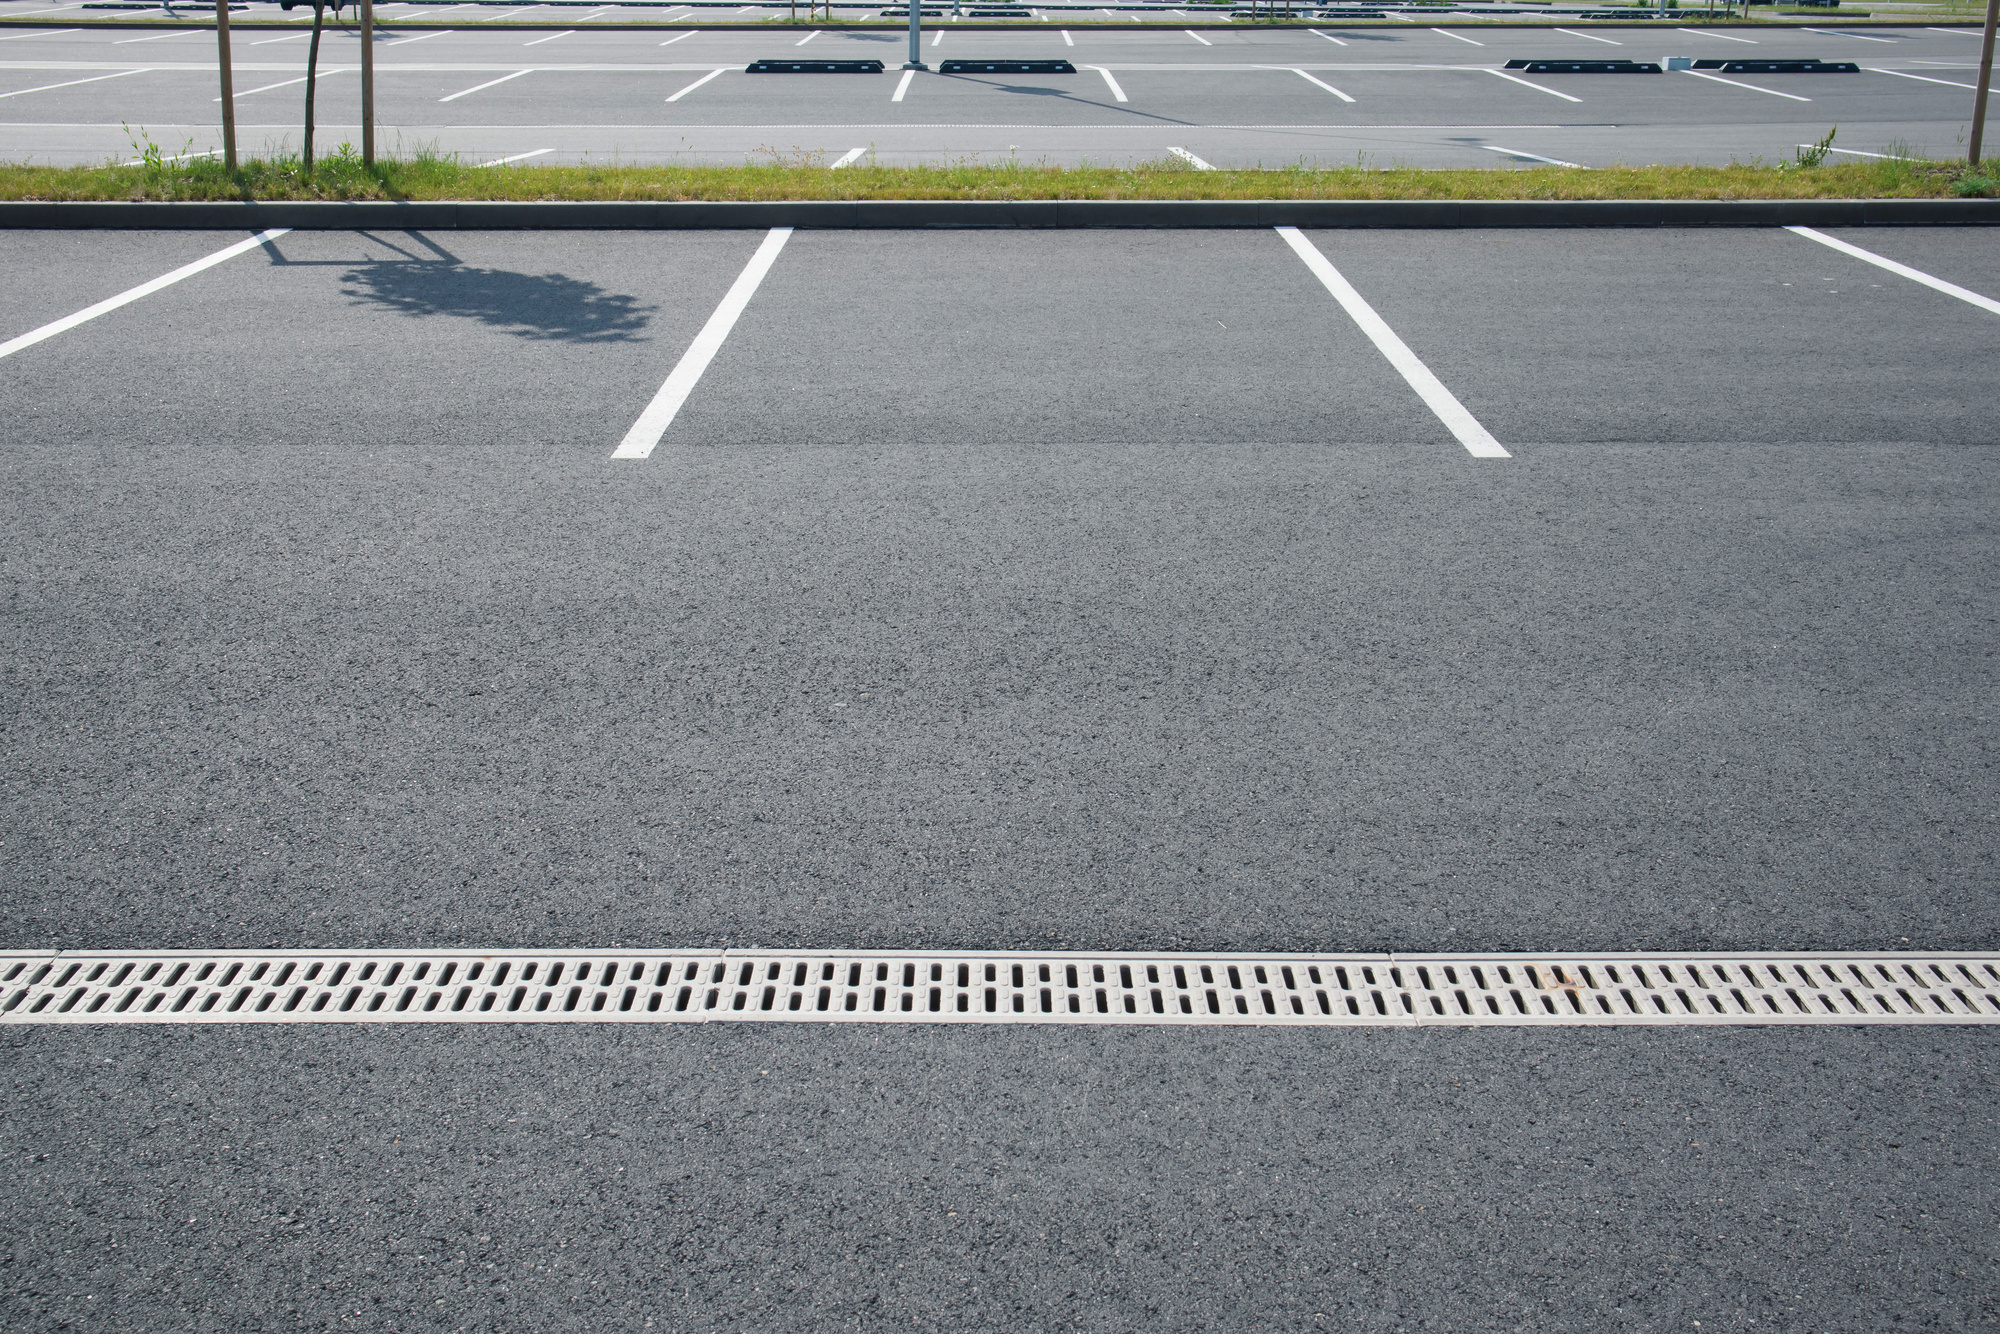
[2,198,1997,228]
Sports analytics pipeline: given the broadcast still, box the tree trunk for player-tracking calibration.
[303,0,326,172]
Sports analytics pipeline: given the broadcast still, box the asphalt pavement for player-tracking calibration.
[2,223,1997,1329]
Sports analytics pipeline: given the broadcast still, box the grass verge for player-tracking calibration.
[3,148,1994,204]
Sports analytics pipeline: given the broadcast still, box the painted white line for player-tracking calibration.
[122,146,216,166]
[1800,25,1896,42]
[113,28,198,43]
[1485,144,1581,166]
[1683,68,1809,101]
[1488,68,1581,103]
[891,67,914,101]
[1276,226,1507,460]
[1293,68,1353,102]
[0,27,79,40]
[251,33,310,43]
[831,145,866,166]
[666,66,724,101]
[1678,26,1755,43]
[1061,28,1073,45]
[478,5,543,20]
[0,229,288,364]
[615,227,793,460]
[385,30,448,46]
[796,28,819,44]
[1167,144,1213,168]
[1871,67,1977,90]
[1094,64,1126,100]
[0,68,145,100]
[1433,27,1482,45]
[478,147,553,165]
[659,29,697,45]
[440,68,530,102]
[932,28,942,45]
[1553,26,1619,45]
[1786,226,2000,317]
[1927,25,1980,34]
[523,29,572,46]
[1815,144,1917,160]
[1308,28,1346,45]
[228,67,347,101]
[1185,28,1210,44]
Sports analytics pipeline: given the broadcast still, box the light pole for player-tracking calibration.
[906,0,925,71]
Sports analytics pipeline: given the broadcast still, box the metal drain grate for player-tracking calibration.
[5,951,1998,1027]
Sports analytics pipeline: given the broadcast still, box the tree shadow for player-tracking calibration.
[337,262,657,343]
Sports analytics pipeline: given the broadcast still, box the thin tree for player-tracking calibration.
[302,0,329,172]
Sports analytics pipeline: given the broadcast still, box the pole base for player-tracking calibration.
[903,61,929,70]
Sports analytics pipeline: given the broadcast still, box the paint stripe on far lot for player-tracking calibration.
[0,230,289,362]
[1276,227,1508,459]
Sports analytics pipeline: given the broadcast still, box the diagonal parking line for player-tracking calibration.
[1276,227,1508,459]
[1167,145,1213,169]
[1683,68,1810,101]
[1292,68,1355,102]
[1488,68,1581,103]
[1485,144,1582,167]
[668,66,725,102]
[613,227,793,460]
[1093,65,1128,101]
[442,68,531,102]
[1871,67,1978,90]
[1786,227,2000,317]
[0,230,289,363]
[0,68,145,99]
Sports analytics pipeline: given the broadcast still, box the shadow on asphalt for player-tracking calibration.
[336,263,657,342]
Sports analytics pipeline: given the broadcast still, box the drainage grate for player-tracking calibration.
[4,952,1997,1027]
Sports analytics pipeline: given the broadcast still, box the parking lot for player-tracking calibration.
[0,8,1991,166]
[2,216,1998,1328]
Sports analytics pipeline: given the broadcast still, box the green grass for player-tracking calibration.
[3,147,1993,204]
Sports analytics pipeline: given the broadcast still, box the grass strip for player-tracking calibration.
[4,150,1994,203]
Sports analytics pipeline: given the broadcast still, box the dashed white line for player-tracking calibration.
[1167,144,1213,168]
[1683,68,1810,101]
[614,227,793,460]
[1786,226,2000,317]
[1488,68,1581,103]
[1094,65,1127,100]
[1484,144,1581,166]
[1678,26,1756,43]
[1293,68,1354,102]
[0,68,146,99]
[0,229,289,363]
[831,145,866,167]
[523,29,573,46]
[1553,26,1619,45]
[1433,28,1483,45]
[1276,226,1507,460]
[478,148,553,165]
[441,68,530,102]
[1185,28,1210,44]
[1872,67,1977,90]
[892,67,914,101]
[666,67,724,101]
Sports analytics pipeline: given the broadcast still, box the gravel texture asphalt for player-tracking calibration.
[1,224,1996,1331]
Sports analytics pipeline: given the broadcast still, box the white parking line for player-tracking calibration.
[113,28,198,43]
[478,148,553,165]
[1488,68,1581,103]
[478,5,542,20]
[1434,27,1483,45]
[615,228,793,460]
[659,30,697,45]
[252,33,309,43]
[385,30,447,46]
[1684,68,1809,101]
[796,28,820,44]
[1927,25,1980,34]
[441,68,530,102]
[1276,227,1507,460]
[1554,26,1619,45]
[1786,226,2000,317]
[1872,67,1977,90]
[666,67,724,101]
[892,67,914,101]
[831,146,866,167]
[1801,26,1896,42]
[0,229,289,363]
[1167,145,1213,168]
[523,29,572,46]
[0,68,145,100]
[1293,68,1354,102]
[0,27,79,40]
[1061,29,1073,45]
[1678,26,1756,42]
[1185,29,1210,44]
[1815,144,1916,160]
[1095,65,1127,100]
[932,28,943,45]
[1308,28,1346,45]
[122,147,216,166]
[1485,144,1582,166]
